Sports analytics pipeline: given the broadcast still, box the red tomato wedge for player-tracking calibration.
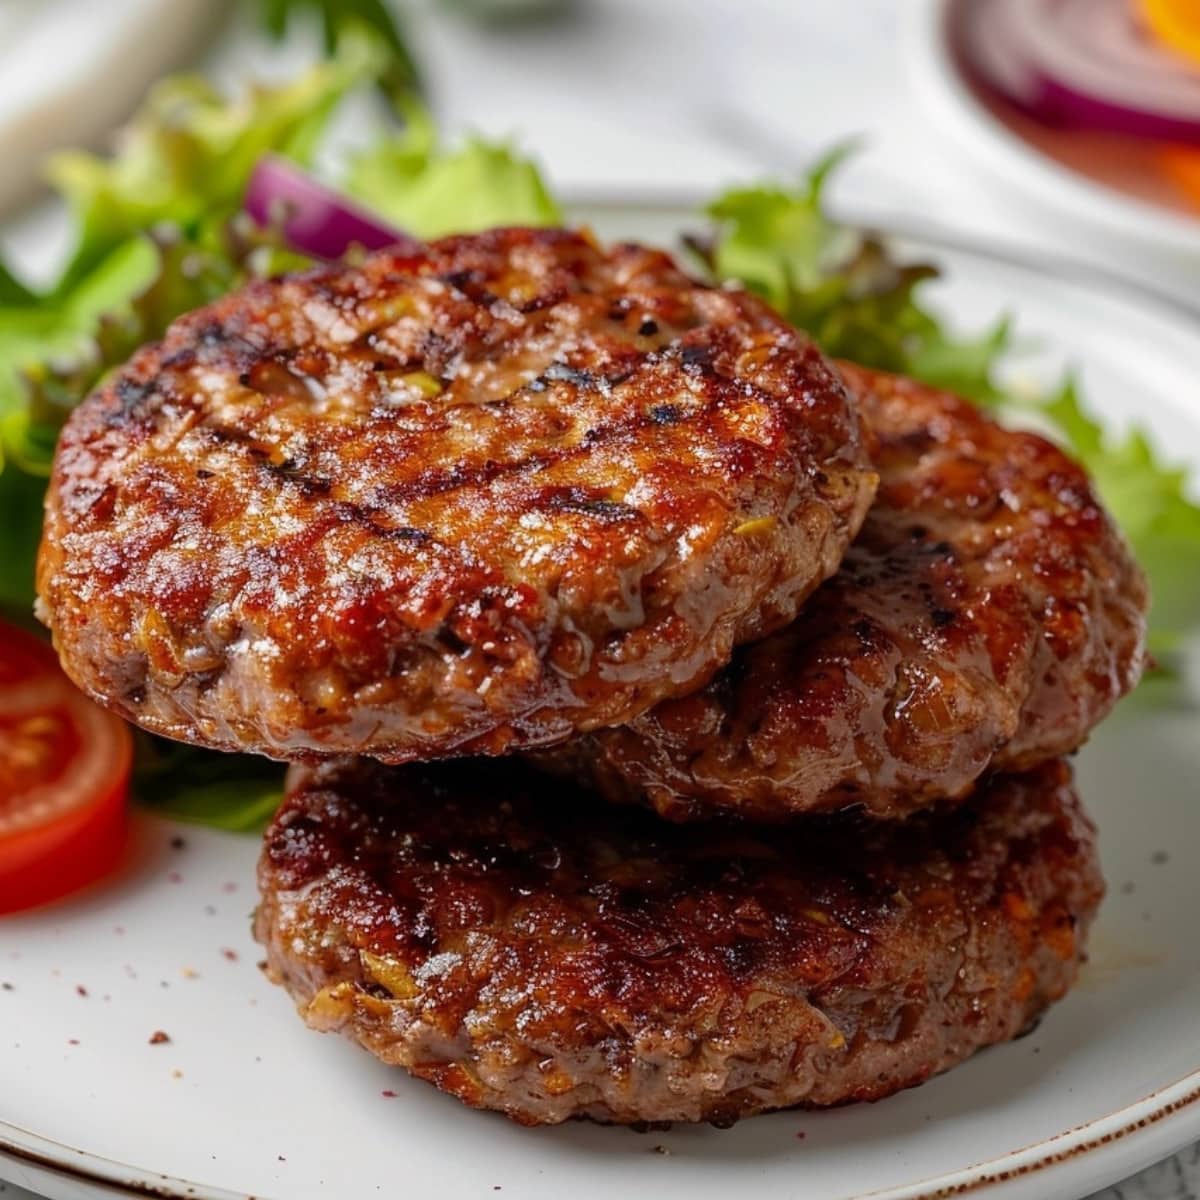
[0,621,132,913]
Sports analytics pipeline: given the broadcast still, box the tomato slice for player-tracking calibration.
[0,622,132,913]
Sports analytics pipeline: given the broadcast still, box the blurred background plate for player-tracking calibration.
[905,0,1200,270]
[0,0,225,216]
[1,207,1198,1200]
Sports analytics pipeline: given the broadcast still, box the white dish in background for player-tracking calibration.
[2,207,1200,1200]
[904,0,1200,267]
[0,0,224,216]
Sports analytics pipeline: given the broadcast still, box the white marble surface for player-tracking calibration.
[2,2,1197,1197]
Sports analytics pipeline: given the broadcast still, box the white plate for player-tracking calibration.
[904,0,1200,268]
[3,209,1200,1200]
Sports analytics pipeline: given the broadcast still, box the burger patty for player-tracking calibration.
[539,365,1147,822]
[36,228,875,763]
[256,756,1102,1127]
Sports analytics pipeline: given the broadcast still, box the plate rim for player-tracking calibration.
[903,0,1200,257]
[4,1050,1199,1200]
[565,191,1200,324]
[4,216,1199,1200]
[0,1123,241,1200]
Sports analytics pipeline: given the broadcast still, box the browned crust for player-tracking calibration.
[36,228,875,763]
[255,757,1103,1126]
[540,365,1147,821]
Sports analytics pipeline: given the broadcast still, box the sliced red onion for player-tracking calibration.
[243,156,421,261]
[957,0,1200,144]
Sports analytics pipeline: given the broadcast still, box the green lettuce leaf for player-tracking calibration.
[703,149,1007,407]
[0,237,161,473]
[47,35,378,290]
[347,104,562,237]
[704,145,854,302]
[132,736,285,832]
[260,0,422,100]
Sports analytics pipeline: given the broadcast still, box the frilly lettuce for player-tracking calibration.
[346,101,562,236]
[700,146,1009,406]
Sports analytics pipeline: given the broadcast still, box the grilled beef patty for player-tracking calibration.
[256,756,1102,1126]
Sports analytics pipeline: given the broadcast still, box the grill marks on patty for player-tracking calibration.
[37,227,876,763]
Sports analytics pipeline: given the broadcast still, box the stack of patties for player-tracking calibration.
[36,228,1148,1127]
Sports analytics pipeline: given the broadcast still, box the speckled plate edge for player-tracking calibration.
[875,1075,1200,1200]
[0,1125,241,1200]
[3,1073,1199,1200]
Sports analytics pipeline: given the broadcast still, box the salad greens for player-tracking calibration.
[0,38,1195,830]
[260,0,423,100]
[699,145,1012,407]
[347,102,563,236]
